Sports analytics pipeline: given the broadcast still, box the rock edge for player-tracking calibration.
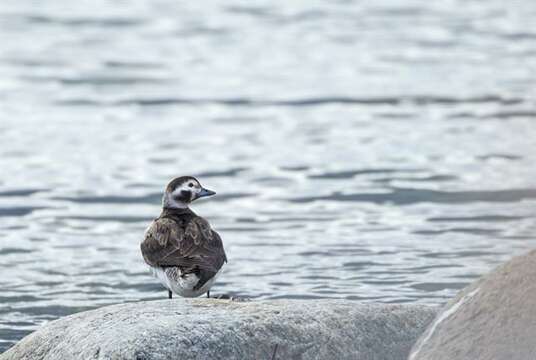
[1,299,437,360]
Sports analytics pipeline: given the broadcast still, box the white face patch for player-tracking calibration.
[171,179,202,202]
[162,178,206,209]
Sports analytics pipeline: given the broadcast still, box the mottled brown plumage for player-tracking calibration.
[141,207,227,291]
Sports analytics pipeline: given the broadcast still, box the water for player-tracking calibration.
[1,0,536,353]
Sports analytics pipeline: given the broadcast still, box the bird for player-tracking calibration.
[140,176,227,299]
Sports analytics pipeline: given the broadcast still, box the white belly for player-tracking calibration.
[149,266,222,298]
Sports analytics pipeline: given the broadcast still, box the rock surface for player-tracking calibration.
[1,299,436,360]
[409,249,536,360]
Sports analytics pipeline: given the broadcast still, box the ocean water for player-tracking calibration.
[1,0,536,353]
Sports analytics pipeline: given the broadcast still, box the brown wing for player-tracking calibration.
[140,216,226,273]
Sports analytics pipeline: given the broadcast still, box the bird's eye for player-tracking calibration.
[188,183,194,188]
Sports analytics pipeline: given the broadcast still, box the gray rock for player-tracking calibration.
[409,249,536,360]
[1,299,436,360]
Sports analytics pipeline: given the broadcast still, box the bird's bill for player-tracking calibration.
[197,188,216,198]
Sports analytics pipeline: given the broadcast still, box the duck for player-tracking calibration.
[140,176,227,299]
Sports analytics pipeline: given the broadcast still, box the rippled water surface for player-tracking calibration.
[2,0,536,353]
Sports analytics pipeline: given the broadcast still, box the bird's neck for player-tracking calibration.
[160,206,196,223]
[162,193,189,209]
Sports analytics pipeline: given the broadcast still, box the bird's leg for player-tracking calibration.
[207,290,210,298]
[168,290,172,299]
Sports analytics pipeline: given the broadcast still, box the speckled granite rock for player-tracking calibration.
[409,249,536,360]
[1,299,436,360]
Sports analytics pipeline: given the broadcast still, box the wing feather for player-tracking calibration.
[140,216,226,273]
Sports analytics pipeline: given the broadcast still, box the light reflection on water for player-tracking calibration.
[1,0,536,353]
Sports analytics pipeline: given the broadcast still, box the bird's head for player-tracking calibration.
[162,176,216,209]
